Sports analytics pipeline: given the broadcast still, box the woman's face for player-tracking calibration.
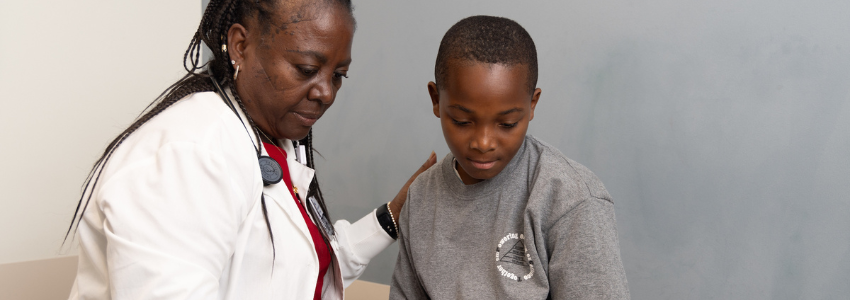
[230,3,354,141]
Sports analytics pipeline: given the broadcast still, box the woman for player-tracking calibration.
[65,0,435,299]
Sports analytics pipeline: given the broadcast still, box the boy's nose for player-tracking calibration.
[470,126,496,153]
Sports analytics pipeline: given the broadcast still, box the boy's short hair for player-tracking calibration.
[434,15,538,93]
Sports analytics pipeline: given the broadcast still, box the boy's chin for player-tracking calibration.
[461,163,505,181]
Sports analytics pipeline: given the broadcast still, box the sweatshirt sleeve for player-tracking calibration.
[546,197,630,300]
[98,142,247,300]
[333,208,395,287]
[389,193,430,299]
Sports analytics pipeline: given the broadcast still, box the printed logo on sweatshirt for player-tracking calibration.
[495,233,534,282]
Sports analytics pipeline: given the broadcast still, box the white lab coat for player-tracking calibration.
[68,91,394,300]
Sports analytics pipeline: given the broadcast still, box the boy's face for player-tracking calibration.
[429,62,541,185]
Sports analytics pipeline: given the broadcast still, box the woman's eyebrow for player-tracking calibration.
[286,49,327,64]
[285,49,352,67]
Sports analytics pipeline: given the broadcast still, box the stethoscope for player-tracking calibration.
[209,74,284,186]
[209,72,337,240]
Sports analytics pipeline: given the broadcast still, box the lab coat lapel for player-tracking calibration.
[260,141,315,244]
[277,141,346,300]
[283,142,348,300]
[280,139,315,208]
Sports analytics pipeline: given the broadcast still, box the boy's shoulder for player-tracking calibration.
[406,153,449,197]
[524,135,612,204]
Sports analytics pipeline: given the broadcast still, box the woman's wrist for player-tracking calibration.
[375,202,399,240]
[388,200,403,222]
[386,202,399,238]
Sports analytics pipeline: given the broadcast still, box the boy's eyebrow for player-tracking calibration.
[449,105,472,113]
[449,105,524,115]
[498,108,523,115]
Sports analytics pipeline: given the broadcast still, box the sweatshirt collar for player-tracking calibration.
[441,136,529,200]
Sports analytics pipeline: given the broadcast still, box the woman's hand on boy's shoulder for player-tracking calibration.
[389,151,437,221]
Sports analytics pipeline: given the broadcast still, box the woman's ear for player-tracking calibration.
[428,81,441,118]
[227,23,249,64]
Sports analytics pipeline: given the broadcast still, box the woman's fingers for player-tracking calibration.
[413,151,438,180]
[404,151,437,191]
[389,151,438,221]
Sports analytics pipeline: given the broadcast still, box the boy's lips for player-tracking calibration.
[467,158,497,170]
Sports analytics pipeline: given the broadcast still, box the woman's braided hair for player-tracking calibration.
[66,0,353,258]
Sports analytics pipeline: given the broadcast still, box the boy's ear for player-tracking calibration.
[529,88,542,121]
[427,81,441,118]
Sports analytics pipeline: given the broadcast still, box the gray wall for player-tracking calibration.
[311,1,850,299]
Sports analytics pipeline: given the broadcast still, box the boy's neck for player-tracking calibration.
[454,159,484,185]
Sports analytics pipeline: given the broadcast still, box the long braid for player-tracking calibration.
[301,130,335,251]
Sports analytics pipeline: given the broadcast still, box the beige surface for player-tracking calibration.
[345,279,391,300]
[0,256,390,300]
[0,256,77,300]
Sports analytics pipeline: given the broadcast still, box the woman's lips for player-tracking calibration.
[468,159,497,170]
[293,111,321,126]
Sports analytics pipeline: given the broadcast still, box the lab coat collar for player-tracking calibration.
[277,138,315,204]
[222,88,260,150]
[258,139,316,248]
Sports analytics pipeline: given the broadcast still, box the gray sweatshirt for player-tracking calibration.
[390,136,629,299]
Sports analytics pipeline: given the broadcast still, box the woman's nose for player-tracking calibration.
[308,75,335,105]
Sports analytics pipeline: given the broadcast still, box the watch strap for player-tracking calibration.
[375,203,398,240]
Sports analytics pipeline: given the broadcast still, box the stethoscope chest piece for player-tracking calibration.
[258,156,283,186]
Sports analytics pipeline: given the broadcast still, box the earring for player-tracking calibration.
[233,65,240,80]
[231,60,236,65]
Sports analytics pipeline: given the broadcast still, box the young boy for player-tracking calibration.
[390,16,630,299]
